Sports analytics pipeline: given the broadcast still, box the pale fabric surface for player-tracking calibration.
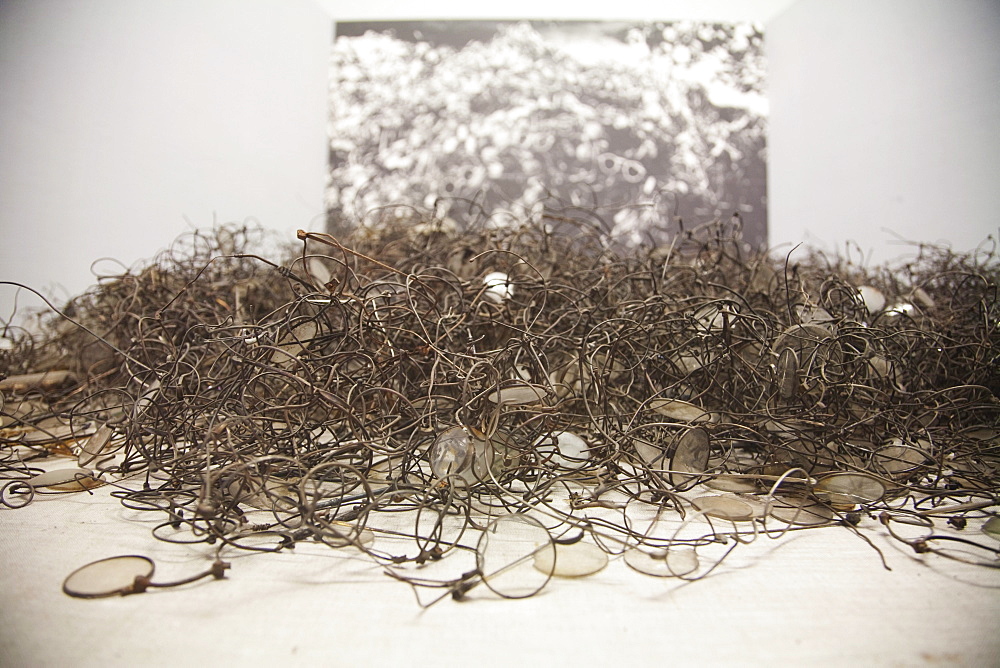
[2,486,998,667]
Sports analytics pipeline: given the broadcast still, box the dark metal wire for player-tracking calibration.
[2,216,998,600]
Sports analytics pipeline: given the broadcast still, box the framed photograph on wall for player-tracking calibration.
[326,20,767,247]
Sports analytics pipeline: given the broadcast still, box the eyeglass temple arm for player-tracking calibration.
[125,559,230,595]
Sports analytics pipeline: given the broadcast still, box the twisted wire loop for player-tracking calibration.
[1,214,998,601]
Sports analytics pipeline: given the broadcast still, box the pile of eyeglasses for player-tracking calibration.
[2,212,997,604]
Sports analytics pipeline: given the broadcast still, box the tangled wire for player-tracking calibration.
[2,212,998,603]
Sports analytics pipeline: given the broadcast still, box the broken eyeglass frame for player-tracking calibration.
[879,512,1000,569]
[62,555,230,599]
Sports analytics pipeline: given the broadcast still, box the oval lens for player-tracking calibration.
[649,398,713,423]
[26,467,96,489]
[813,472,886,505]
[775,347,799,399]
[703,475,759,493]
[78,423,115,468]
[63,555,154,598]
[477,514,554,599]
[669,427,711,487]
[768,496,835,526]
[306,256,332,288]
[881,513,933,542]
[692,495,755,522]
[535,431,590,470]
[874,441,928,475]
[623,547,699,577]
[533,540,608,578]
[321,522,375,549]
[486,382,548,406]
[857,285,886,313]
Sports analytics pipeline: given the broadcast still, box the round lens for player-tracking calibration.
[477,514,554,599]
[63,555,155,598]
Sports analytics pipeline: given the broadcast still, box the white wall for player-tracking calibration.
[767,0,1000,264]
[310,0,797,22]
[2,0,996,324]
[0,0,330,322]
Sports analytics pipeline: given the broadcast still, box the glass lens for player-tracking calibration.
[316,522,375,549]
[534,430,590,470]
[670,427,711,486]
[775,347,799,399]
[25,466,91,487]
[813,472,886,505]
[78,423,117,468]
[982,517,1000,540]
[63,555,155,598]
[874,440,928,475]
[486,382,547,405]
[623,547,699,577]
[477,514,554,599]
[650,398,713,423]
[768,496,835,526]
[532,540,608,578]
[428,426,474,478]
[703,474,759,493]
[692,495,755,521]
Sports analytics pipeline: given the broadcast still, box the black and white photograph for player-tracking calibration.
[327,20,768,247]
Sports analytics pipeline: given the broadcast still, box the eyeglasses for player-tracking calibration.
[6,218,1000,608]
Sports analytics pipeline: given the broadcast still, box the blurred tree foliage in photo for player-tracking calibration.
[328,21,767,247]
